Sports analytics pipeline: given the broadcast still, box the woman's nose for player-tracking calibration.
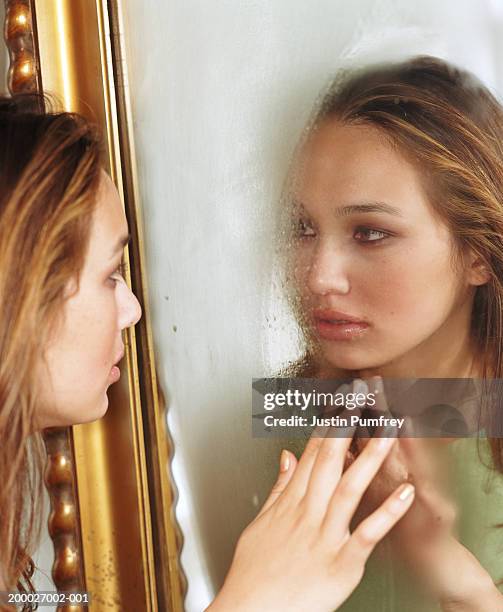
[118,283,143,330]
[306,242,350,296]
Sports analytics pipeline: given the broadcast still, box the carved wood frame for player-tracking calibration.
[3,1,185,610]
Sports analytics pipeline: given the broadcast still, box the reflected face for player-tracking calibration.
[292,120,480,374]
[37,172,142,428]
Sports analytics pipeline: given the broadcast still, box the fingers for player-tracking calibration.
[341,482,415,565]
[303,433,355,513]
[259,380,364,514]
[286,382,356,501]
[288,379,375,502]
[323,436,397,533]
[257,449,297,517]
[282,425,329,501]
[371,376,389,412]
[354,377,392,452]
[300,382,360,507]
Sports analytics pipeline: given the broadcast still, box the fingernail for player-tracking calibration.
[337,383,350,395]
[372,376,384,394]
[398,483,415,501]
[280,449,290,472]
[376,436,395,450]
[352,379,368,395]
[388,483,415,514]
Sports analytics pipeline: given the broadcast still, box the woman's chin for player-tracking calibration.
[71,394,110,426]
[319,343,385,374]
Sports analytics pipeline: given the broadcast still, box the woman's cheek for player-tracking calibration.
[105,288,120,328]
[356,254,411,314]
[376,260,440,323]
[87,285,119,343]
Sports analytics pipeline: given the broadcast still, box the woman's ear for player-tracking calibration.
[466,250,491,286]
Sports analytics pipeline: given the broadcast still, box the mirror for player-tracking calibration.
[2,1,183,609]
[4,0,503,610]
[118,0,503,610]
[0,3,5,92]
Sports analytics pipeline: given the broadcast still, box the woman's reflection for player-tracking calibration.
[283,55,503,610]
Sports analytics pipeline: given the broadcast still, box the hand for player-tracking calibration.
[395,437,502,611]
[355,377,503,611]
[207,419,415,612]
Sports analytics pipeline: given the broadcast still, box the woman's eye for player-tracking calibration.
[295,219,316,238]
[109,261,128,284]
[353,227,389,243]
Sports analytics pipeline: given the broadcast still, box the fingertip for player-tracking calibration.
[279,449,291,473]
[389,483,415,514]
[352,378,368,395]
[371,375,384,393]
[374,434,396,451]
[397,482,415,501]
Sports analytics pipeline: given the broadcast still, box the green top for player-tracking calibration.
[338,437,503,612]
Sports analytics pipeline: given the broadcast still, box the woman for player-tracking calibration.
[284,55,503,610]
[0,94,415,611]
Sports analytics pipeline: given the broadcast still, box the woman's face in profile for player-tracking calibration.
[292,120,485,375]
[36,172,142,428]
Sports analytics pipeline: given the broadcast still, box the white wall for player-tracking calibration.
[120,1,503,610]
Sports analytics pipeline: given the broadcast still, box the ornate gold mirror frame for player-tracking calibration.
[3,1,185,610]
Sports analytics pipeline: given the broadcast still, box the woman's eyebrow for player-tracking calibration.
[292,199,402,218]
[335,202,402,217]
[109,233,131,258]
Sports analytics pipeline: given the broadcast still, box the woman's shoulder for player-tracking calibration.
[448,437,503,587]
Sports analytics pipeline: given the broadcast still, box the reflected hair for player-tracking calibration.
[288,56,503,470]
[0,94,102,595]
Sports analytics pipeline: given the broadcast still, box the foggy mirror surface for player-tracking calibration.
[120,1,503,610]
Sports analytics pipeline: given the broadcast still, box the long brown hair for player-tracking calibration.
[0,94,102,595]
[287,56,503,470]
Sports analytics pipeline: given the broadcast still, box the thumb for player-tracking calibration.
[256,449,297,517]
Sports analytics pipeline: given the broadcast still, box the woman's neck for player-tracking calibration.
[356,335,481,379]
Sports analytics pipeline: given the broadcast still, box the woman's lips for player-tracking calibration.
[313,309,370,341]
[108,348,124,383]
[109,365,121,383]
